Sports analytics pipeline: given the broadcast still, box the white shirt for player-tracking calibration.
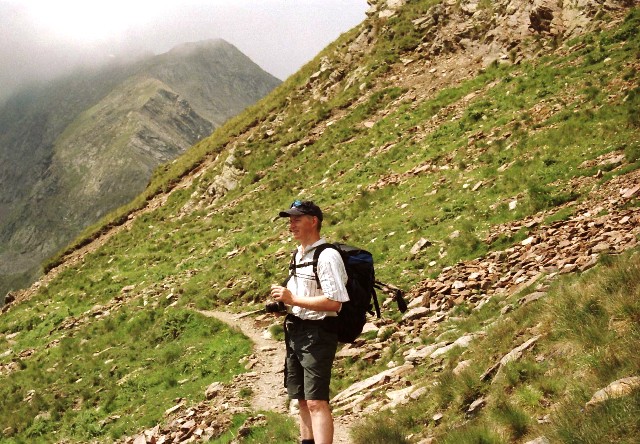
[286,238,349,320]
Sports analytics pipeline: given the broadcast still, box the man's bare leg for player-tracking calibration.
[306,399,334,444]
[298,400,315,440]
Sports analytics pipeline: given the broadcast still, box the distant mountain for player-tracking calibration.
[0,39,281,294]
[1,1,639,443]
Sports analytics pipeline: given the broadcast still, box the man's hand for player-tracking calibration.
[271,285,294,305]
[270,284,342,312]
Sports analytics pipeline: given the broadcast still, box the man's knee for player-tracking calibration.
[306,399,330,414]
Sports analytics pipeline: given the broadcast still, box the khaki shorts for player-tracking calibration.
[285,317,338,401]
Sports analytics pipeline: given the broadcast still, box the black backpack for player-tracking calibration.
[286,243,407,343]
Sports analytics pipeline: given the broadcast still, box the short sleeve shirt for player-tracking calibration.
[286,238,349,320]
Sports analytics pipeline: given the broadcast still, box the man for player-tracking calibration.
[270,200,349,444]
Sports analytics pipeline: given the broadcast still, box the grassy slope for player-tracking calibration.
[351,250,640,444]
[1,3,639,443]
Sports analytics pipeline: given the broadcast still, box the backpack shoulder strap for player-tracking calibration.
[281,249,298,286]
[283,243,338,287]
[310,243,337,287]
[312,242,337,263]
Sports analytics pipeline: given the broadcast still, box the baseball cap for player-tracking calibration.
[278,200,323,221]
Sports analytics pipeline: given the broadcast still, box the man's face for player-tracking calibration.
[289,214,317,242]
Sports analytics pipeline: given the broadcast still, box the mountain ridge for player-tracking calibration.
[0,1,638,442]
[0,39,281,295]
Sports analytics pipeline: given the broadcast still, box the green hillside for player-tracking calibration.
[0,39,280,297]
[1,1,638,443]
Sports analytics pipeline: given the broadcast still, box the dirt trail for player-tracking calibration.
[199,310,287,413]
[199,310,352,443]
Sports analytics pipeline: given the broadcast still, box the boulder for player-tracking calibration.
[586,376,640,408]
[332,364,413,405]
[410,238,432,255]
[402,306,430,322]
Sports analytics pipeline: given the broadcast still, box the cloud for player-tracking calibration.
[0,0,367,102]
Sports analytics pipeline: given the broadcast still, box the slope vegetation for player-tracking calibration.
[0,39,280,296]
[1,1,638,443]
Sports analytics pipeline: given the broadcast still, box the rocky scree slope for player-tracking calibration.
[110,1,640,440]
[1,0,639,443]
[104,167,639,444]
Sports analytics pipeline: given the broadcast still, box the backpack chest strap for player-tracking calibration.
[286,243,337,287]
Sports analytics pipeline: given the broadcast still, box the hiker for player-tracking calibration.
[270,200,349,444]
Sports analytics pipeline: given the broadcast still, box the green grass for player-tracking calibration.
[350,416,411,444]
[0,309,251,442]
[2,3,639,443]
[209,411,298,443]
[348,249,640,443]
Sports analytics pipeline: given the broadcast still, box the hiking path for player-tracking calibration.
[199,310,352,443]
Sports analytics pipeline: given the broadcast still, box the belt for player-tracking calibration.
[285,314,326,327]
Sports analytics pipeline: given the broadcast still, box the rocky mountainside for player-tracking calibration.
[0,1,638,443]
[0,39,280,295]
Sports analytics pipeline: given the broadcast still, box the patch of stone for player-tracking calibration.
[585,376,640,409]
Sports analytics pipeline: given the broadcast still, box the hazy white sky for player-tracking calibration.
[0,0,368,101]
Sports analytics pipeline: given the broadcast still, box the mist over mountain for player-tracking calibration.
[0,1,368,105]
[0,39,280,295]
[0,1,638,443]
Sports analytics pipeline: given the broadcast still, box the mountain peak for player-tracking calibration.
[0,37,281,295]
[1,2,638,443]
[165,38,234,56]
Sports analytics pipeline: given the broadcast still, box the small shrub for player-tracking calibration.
[164,374,178,388]
[161,343,183,364]
[624,142,640,163]
[493,399,531,439]
[25,416,53,438]
[69,410,103,439]
[459,370,486,411]
[350,416,410,444]
[440,424,503,444]
[158,311,195,341]
[433,371,457,409]
[625,87,640,128]
[378,326,395,342]
[239,387,253,398]
[269,323,284,341]
[503,359,544,388]
[515,385,544,408]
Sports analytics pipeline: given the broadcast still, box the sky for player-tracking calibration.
[0,0,369,102]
